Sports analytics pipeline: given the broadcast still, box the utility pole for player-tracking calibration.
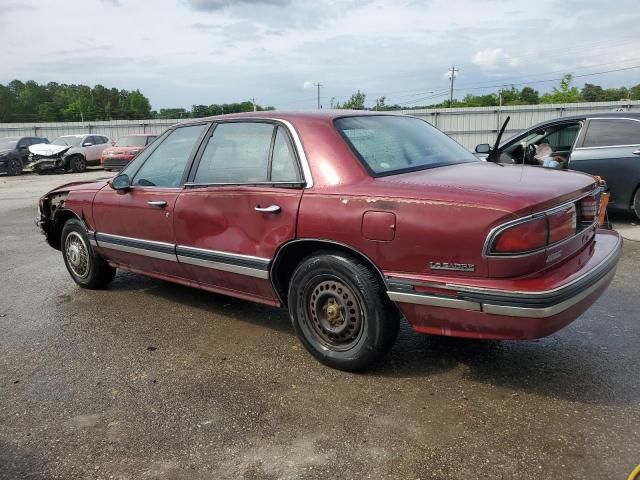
[316,82,322,109]
[448,66,458,107]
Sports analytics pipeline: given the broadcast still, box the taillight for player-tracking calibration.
[580,195,598,223]
[492,217,547,254]
[548,205,577,244]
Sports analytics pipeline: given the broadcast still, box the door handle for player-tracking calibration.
[633,149,640,155]
[254,204,281,213]
[147,200,167,208]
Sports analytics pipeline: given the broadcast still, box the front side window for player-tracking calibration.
[131,124,207,187]
[335,115,477,176]
[583,119,640,148]
[194,122,274,183]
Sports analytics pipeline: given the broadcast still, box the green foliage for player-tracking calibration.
[630,84,640,100]
[0,79,274,123]
[0,79,153,122]
[540,74,583,104]
[581,83,629,102]
[334,90,366,109]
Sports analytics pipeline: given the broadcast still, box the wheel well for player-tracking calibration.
[47,209,78,250]
[270,240,388,307]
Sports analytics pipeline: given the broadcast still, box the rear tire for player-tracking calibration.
[69,155,87,173]
[61,218,116,289]
[7,158,22,176]
[288,252,399,372]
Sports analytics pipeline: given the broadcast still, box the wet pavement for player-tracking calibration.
[1,171,639,480]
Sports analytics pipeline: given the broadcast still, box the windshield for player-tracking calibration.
[0,138,19,150]
[52,136,82,147]
[116,136,148,147]
[335,116,478,176]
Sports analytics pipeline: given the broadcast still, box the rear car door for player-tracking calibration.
[93,124,209,278]
[570,118,640,209]
[173,120,306,305]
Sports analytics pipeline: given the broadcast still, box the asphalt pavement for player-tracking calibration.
[1,170,639,480]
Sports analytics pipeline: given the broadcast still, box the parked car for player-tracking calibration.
[28,134,112,174]
[0,136,49,176]
[475,113,640,219]
[36,111,621,371]
[101,134,158,171]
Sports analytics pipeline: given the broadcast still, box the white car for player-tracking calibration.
[28,134,112,173]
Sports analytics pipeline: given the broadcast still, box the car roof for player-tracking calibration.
[119,133,155,136]
[177,109,396,127]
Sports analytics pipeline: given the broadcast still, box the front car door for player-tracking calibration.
[92,123,209,278]
[497,120,584,165]
[570,117,640,210]
[173,120,306,305]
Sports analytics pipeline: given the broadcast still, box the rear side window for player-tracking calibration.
[582,119,640,147]
[194,122,274,184]
[335,115,477,176]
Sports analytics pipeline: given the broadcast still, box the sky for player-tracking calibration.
[1,0,639,111]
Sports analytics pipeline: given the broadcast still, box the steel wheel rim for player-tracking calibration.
[9,160,20,175]
[65,231,90,279]
[73,157,84,171]
[305,276,365,352]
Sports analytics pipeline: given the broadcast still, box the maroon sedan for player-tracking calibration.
[36,111,622,371]
[100,134,157,171]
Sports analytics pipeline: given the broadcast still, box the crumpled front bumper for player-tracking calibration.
[386,230,622,340]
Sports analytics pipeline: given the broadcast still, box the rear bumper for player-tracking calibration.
[386,230,622,339]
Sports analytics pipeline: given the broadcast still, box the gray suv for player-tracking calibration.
[476,113,640,219]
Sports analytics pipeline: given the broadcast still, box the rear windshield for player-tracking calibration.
[116,136,148,147]
[335,115,477,176]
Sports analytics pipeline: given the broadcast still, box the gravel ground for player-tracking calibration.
[1,170,639,480]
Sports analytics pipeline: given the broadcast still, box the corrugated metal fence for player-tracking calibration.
[401,100,640,149]
[1,100,638,150]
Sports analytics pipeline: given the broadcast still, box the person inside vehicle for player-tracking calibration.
[534,143,566,169]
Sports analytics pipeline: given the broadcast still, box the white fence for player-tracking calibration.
[1,100,638,150]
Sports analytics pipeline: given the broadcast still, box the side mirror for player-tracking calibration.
[111,173,131,192]
[475,143,491,154]
[82,142,93,147]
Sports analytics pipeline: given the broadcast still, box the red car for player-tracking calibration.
[36,111,622,371]
[100,134,157,171]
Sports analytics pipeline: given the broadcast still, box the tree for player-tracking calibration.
[630,84,640,100]
[540,74,583,104]
[519,87,539,104]
[375,96,386,111]
[336,90,366,109]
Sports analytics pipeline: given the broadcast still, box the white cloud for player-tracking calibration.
[472,48,519,69]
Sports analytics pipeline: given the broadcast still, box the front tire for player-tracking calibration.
[68,155,87,173]
[61,219,116,289]
[633,187,640,221]
[288,252,399,372]
[7,158,22,176]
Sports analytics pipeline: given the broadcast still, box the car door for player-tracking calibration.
[570,118,640,209]
[92,123,209,278]
[173,121,306,305]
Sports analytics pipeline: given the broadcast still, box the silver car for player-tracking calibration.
[28,134,112,173]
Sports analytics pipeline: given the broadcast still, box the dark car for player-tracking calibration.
[36,111,621,371]
[0,136,49,176]
[100,134,158,171]
[475,113,640,218]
